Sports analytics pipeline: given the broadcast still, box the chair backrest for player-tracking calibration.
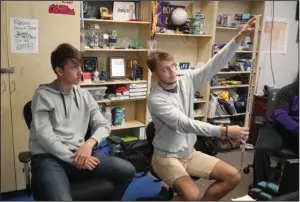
[265,88,279,119]
[23,100,91,140]
[145,122,155,157]
[23,101,32,129]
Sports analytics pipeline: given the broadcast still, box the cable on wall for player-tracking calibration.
[269,1,276,87]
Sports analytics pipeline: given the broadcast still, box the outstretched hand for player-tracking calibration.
[227,125,249,139]
[239,17,256,36]
[234,17,256,44]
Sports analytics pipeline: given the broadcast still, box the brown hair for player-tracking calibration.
[147,51,174,72]
[50,43,83,74]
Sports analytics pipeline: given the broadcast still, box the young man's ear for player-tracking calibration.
[55,66,64,76]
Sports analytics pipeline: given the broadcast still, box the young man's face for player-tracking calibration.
[56,59,83,85]
[153,60,177,85]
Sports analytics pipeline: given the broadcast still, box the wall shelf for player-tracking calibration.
[80,80,147,86]
[210,84,249,89]
[155,33,212,38]
[111,120,145,131]
[84,48,148,52]
[83,18,151,25]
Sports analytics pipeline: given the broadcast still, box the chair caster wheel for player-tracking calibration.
[243,167,250,174]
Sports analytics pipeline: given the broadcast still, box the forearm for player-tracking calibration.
[35,131,74,163]
[271,111,299,135]
[189,38,241,87]
[233,32,246,44]
[178,118,223,137]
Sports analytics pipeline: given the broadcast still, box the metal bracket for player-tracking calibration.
[0,67,15,74]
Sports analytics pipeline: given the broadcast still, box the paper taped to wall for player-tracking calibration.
[10,17,38,54]
[232,195,255,201]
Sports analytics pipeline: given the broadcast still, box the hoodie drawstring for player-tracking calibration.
[60,92,67,117]
[73,88,79,109]
[60,88,80,118]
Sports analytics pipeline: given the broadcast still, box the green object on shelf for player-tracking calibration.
[121,136,138,142]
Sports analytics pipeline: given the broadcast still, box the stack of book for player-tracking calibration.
[128,83,147,99]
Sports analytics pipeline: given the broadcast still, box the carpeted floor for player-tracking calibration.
[1,149,255,201]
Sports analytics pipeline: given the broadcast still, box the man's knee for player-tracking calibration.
[173,176,201,201]
[227,171,241,187]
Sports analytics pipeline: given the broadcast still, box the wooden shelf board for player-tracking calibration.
[83,18,150,25]
[80,80,147,86]
[210,84,249,89]
[155,33,212,37]
[111,120,145,131]
[97,97,146,104]
[216,26,239,30]
[84,48,148,52]
[217,71,251,75]
[208,113,246,119]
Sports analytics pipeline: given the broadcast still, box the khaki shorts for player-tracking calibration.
[151,150,220,187]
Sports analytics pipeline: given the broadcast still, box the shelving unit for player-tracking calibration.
[79,1,152,136]
[149,1,265,127]
[210,1,265,127]
[79,1,265,134]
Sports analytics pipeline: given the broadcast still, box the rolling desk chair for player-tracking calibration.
[18,101,115,201]
[244,89,298,185]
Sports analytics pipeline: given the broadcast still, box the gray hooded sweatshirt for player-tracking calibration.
[148,39,240,158]
[29,81,110,164]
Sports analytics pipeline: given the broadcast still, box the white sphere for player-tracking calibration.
[171,8,188,26]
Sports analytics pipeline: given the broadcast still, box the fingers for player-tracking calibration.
[90,156,100,165]
[248,17,256,25]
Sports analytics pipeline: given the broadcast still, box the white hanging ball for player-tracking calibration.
[171,8,188,26]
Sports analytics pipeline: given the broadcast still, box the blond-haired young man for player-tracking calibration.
[147,18,256,201]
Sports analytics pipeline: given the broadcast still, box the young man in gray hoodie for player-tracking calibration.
[29,43,135,200]
[147,18,256,201]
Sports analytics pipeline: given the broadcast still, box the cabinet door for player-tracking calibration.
[1,1,17,193]
[5,1,80,190]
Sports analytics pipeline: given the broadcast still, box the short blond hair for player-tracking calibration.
[147,51,174,72]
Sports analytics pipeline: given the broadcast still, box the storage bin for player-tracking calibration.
[85,86,107,101]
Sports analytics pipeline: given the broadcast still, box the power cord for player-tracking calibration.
[269,1,276,87]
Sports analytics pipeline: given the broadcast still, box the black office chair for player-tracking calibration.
[18,101,115,201]
[243,89,298,182]
[145,122,200,200]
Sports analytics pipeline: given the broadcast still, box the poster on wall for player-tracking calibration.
[261,17,289,54]
[10,18,38,54]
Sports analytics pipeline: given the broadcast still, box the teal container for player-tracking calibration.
[113,108,124,126]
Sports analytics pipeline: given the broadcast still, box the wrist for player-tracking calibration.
[220,126,227,136]
[85,138,98,148]
[234,32,245,44]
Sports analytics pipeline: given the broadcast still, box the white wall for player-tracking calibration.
[256,1,299,94]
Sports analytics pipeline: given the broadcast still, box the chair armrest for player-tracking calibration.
[18,151,32,163]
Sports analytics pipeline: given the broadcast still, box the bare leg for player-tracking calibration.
[201,160,241,201]
[171,176,201,201]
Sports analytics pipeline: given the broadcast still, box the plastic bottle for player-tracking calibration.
[104,106,112,125]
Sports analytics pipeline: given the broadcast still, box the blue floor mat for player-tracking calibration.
[2,141,162,201]
[2,175,162,201]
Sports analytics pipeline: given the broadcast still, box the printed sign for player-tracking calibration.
[49,4,75,15]
[10,18,38,54]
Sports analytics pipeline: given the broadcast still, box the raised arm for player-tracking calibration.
[186,17,256,90]
[31,93,74,164]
